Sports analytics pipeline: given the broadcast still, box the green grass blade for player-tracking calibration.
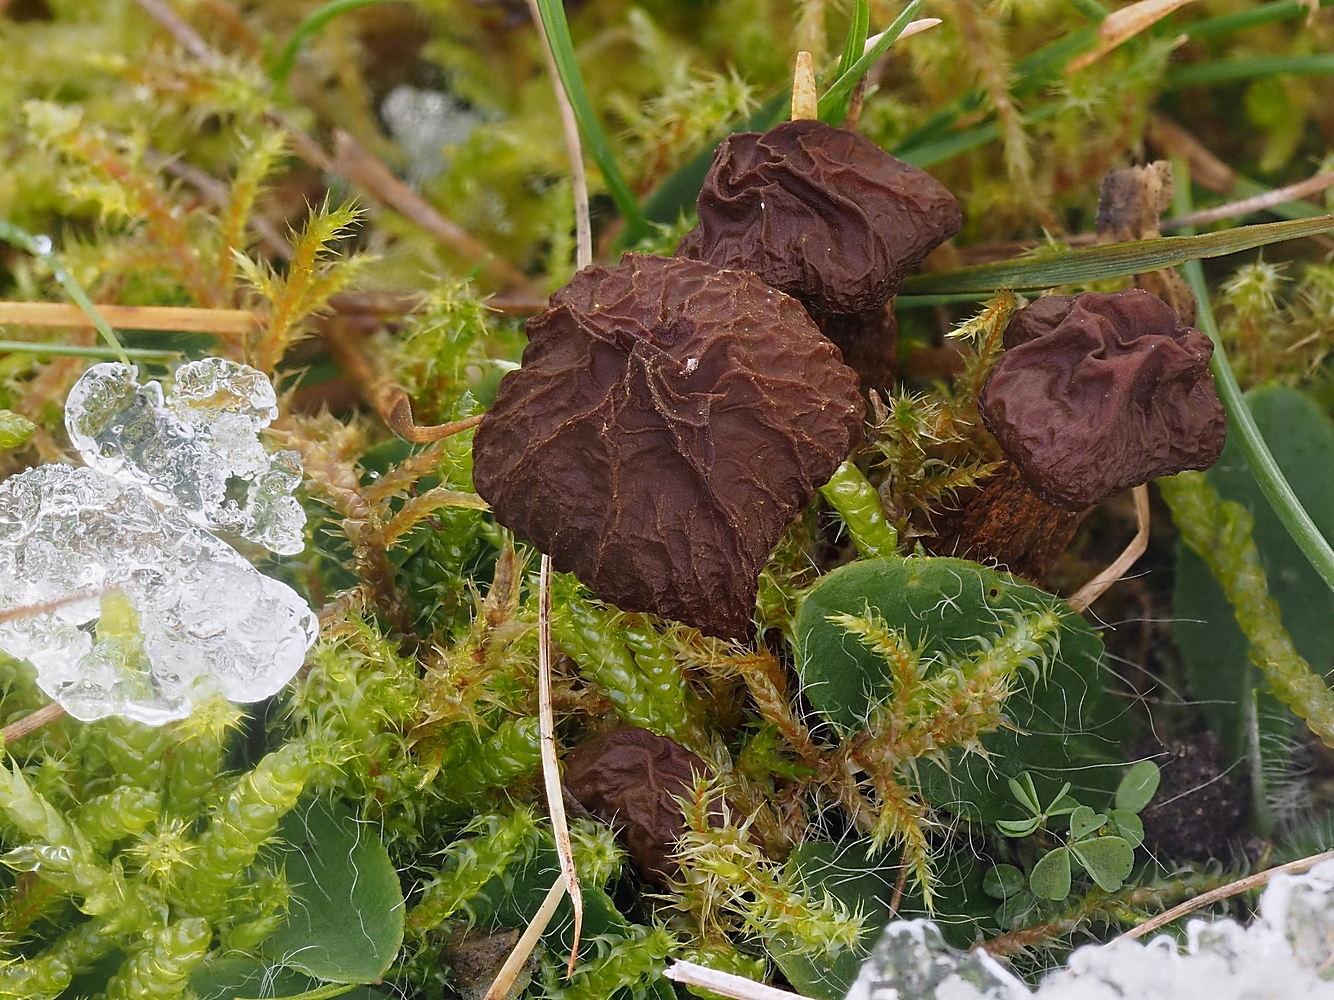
[1168,160,1334,595]
[0,220,129,365]
[1186,0,1332,40]
[270,0,386,90]
[898,214,1334,294]
[1166,53,1334,89]
[1063,0,1109,22]
[817,0,927,121]
[825,0,870,125]
[0,341,178,360]
[534,0,649,244]
[896,102,1061,167]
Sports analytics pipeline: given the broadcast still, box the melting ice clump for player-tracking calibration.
[846,861,1334,999]
[0,465,319,725]
[64,359,306,554]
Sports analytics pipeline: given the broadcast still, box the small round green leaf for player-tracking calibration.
[1115,760,1162,813]
[983,864,1026,900]
[1029,848,1072,900]
[995,890,1037,930]
[1108,809,1145,849]
[1068,805,1107,842]
[1070,836,1135,892]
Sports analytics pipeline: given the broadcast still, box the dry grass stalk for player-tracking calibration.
[1068,485,1151,612]
[0,301,261,336]
[1114,848,1334,942]
[664,960,818,1000]
[1164,172,1334,231]
[1,703,67,745]
[1067,0,1198,73]
[791,51,818,120]
[481,874,567,1000]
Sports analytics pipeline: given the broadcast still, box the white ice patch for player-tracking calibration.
[0,465,318,725]
[846,861,1334,1000]
[64,359,306,554]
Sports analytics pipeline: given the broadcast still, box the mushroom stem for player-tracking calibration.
[811,299,898,395]
[1068,485,1152,613]
[923,461,1090,583]
[791,51,818,120]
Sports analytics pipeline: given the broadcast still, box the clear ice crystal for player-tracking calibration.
[845,863,1334,1000]
[0,465,319,725]
[64,359,306,554]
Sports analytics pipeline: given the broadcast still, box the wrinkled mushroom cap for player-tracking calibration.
[676,119,961,316]
[472,253,865,639]
[564,727,717,884]
[978,290,1226,511]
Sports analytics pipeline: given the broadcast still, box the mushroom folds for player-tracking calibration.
[978,290,1227,511]
[472,253,864,640]
[676,119,961,316]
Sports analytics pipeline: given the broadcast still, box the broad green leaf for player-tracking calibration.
[1069,837,1135,892]
[897,216,1334,295]
[189,957,386,1000]
[778,840,993,998]
[795,558,1134,821]
[1068,806,1106,843]
[983,865,1026,900]
[1115,760,1162,813]
[1029,848,1072,900]
[1108,810,1144,849]
[1173,386,1334,828]
[261,799,404,984]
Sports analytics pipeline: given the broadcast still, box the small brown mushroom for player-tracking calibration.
[471,253,864,640]
[564,727,717,885]
[676,119,961,391]
[978,289,1226,512]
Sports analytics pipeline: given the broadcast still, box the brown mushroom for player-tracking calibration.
[979,289,1226,511]
[676,119,961,392]
[564,727,717,885]
[471,253,864,640]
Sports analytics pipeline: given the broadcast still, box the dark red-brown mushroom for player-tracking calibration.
[471,253,864,640]
[676,119,961,391]
[564,727,717,885]
[978,289,1227,511]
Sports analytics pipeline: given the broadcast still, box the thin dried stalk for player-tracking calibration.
[1,704,67,745]
[525,0,589,973]
[481,874,567,1000]
[0,301,261,336]
[1114,848,1334,942]
[1164,172,1334,230]
[664,961,818,1000]
[1067,0,1198,73]
[1068,485,1151,612]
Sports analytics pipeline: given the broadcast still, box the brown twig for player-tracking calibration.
[153,153,294,261]
[0,301,261,336]
[1068,485,1151,612]
[1113,849,1334,942]
[2,704,67,745]
[332,130,535,290]
[1163,173,1334,231]
[129,0,532,289]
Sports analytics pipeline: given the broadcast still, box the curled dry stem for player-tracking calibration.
[1068,485,1151,612]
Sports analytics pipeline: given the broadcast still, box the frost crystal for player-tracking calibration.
[845,862,1334,1000]
[64,359,306,554]
[0,465,319,725]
